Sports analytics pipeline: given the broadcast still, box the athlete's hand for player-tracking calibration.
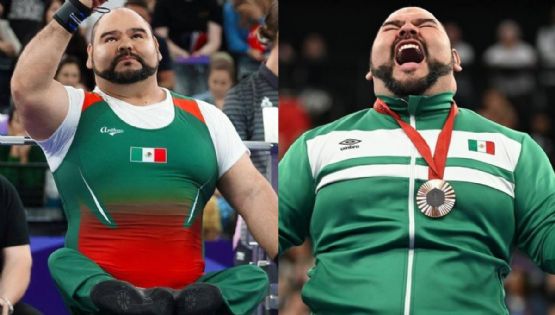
[79,0,108,9]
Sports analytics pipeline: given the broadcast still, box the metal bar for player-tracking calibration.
[0,136,276,151]
[0,136,36,145]
[243,141,276,151]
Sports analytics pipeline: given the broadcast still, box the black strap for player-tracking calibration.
[53,0,92,33]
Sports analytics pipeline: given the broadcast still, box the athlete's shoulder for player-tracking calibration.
[168,91,208,123]
[302,108,374,141]
[457,107,527,144]
[168,90,195,100]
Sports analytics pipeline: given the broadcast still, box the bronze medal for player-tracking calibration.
[416,179,456,218]
[374,99,459,219]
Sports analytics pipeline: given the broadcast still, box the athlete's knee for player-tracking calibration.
[239,265,269,287]
[48,247,77,272]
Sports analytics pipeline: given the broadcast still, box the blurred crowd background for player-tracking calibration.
[279,1,555,315]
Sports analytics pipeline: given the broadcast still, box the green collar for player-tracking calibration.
[376,93,454,116]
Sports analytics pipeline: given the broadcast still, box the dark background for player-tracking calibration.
[280,0,555,120]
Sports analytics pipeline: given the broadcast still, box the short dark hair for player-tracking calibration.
[209,52,236,83]
[56,55,82,78]
[259,0,277,43]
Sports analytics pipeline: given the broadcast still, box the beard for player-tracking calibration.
[93,52,158,84]
[371,58,453,97]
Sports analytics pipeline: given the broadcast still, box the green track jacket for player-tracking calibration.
[279,93,555,315]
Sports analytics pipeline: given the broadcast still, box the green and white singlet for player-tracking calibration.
[279,93,555,314]
[38,86,246,289]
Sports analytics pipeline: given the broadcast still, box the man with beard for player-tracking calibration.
[11,1,277,315]
[280,6,555,315]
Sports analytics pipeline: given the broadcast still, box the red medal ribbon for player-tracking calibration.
[373,98,458,180]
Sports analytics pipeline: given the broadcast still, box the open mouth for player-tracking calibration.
[394,40,425,65]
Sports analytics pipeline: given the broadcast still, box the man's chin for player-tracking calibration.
[393,73,428,86]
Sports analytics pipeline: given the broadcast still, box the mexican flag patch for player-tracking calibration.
[468,139,495,155]
[130,147,167,163]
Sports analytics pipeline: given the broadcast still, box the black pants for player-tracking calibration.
[14,303,43,315]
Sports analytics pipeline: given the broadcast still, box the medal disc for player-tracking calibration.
[416,179,456,218]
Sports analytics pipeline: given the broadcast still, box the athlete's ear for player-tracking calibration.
[366,70,373,81]
[86,43,93,70]
[452,49,462,72]
[153,35,162,62]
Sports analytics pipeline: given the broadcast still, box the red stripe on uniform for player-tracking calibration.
[82,92,103,112]
[173,97,205,123]
[486,141,495,155]
[154,148,166,162]
[78,209,205,289]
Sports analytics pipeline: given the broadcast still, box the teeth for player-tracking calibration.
[398,44,420,52]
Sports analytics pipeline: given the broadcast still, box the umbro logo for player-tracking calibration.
[100,126,124,136]
[339,139,361,151]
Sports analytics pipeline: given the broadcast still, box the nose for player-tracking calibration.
[117,37,133,53]
[398,22,419,38]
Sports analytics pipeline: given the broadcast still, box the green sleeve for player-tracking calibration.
[514,135,555,272]
[278,134,315,254]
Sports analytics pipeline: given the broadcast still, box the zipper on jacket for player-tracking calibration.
[403,113,417,315]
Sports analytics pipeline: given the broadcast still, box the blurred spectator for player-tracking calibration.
[278,94,310,159]
[124,0,176,90]
[4,0,45,47]
[55,56,85,89]
[297,33,329,90]
[223,0,277,176]
[0,175,42,315]
[44,0,93,89]
[505,267,547,315]
[530,112,554,165]
[537,5,555,114]
[192,52,238,240]
[224,0,269,79]
[0,106,48,208]
[444,21,478,108]
[0,3,21,111]
[202,196,222,241]
[279,242,312,315]
[223,0,277,267]
[295,33,333,125]
[194,52,236,109]
[278,41,297,91]
[153,0,222,96]
[5,106,32,164]
[483,20,537,131]
[479,89,519,129]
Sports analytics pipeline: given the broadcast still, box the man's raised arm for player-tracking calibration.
[10,0,102,140]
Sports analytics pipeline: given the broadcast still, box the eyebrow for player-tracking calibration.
[99,28,148,40]
[130,27,148,34]
[99,30,118,40]
[382,18,438,28]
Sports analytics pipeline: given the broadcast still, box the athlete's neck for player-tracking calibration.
[96,77,166,106]
[265,44,278,76]
[377,92,454,116]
